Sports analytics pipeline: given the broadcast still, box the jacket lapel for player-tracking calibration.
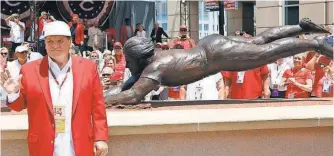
[36,57,53,116]
[71,56,84,115]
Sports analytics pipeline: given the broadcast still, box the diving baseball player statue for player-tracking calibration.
[104,18,333,106]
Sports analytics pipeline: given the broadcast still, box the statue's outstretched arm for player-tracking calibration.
[104,77,159,106]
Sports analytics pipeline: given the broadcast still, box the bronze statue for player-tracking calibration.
[104,18,333,106]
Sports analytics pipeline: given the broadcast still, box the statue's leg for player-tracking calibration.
[213,35,332,72]
[228,18,330,45]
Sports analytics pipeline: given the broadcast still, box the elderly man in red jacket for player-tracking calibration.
[1,21,109,156]
[68,14,85,46]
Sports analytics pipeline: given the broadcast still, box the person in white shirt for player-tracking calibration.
[135,23,146,38]
[186,73,224,100]
[267,58,291,98]
[21,42,43,62]
[0,21,108,156]
[6,46,29,80]
[87,21,103,51]
[5,13,25,60]
[0,47,9,109]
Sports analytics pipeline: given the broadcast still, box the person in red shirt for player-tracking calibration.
[172,25,196,50]
[222,66,270,99]
[38,12,55,36]
[221,33,270,99]
[316,61,333,97]
[281,54,313,98]
[169,26,195,100]
[68,14,84,46]
[305,51,332,97]
[113,42,126,72]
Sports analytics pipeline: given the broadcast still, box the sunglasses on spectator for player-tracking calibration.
[91,55,97,58]
[102,73,111,77]
[18,51,29,54]
[109,81,118,85]
[1,53,8,56]
[180,29,187,32]
[319,62,328,68]
[114,46,121,50]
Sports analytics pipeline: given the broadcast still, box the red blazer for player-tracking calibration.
[7,56,108,156]
[120,25,134,45]
[68,22,85,45]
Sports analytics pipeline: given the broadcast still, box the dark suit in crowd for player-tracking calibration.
[150,27,169,43]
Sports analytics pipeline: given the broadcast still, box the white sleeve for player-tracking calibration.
[7,21,13,27]
[37,53,43,59]
[215,72,222,82]
[21,22,25,29]
[7,90,20,103]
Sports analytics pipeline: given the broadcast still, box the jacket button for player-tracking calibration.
[51,140,54,144]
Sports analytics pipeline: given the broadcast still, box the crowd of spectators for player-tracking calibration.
[1,12,333,110]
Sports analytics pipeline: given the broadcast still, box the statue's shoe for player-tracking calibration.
[299,18,331,34]
[314,35,333,59]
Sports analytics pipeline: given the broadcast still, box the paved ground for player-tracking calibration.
[2,98,332,115]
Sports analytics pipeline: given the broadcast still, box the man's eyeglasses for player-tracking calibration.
[1,53,8,56]
[46,40,64,46]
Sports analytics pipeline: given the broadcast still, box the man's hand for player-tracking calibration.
[14,18,19,24]
[102,78,111,87]
[94,141,108,156]
[287,78,296,84]
[263,89,271,99]
[0,69,22,94]
[50,16,56,21]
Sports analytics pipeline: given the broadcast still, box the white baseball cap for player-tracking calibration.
[44,21,71,37]
[15,45,28,53]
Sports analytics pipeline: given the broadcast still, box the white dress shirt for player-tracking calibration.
[268,62,290,91]
[87,26,103,47]
[186,73,222,100]
[48,57,74,156]
[136,30,146,37]
[28,52,43,62]
[7,60,23,80]
[7,57,75,156]
[8,21,25,43]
